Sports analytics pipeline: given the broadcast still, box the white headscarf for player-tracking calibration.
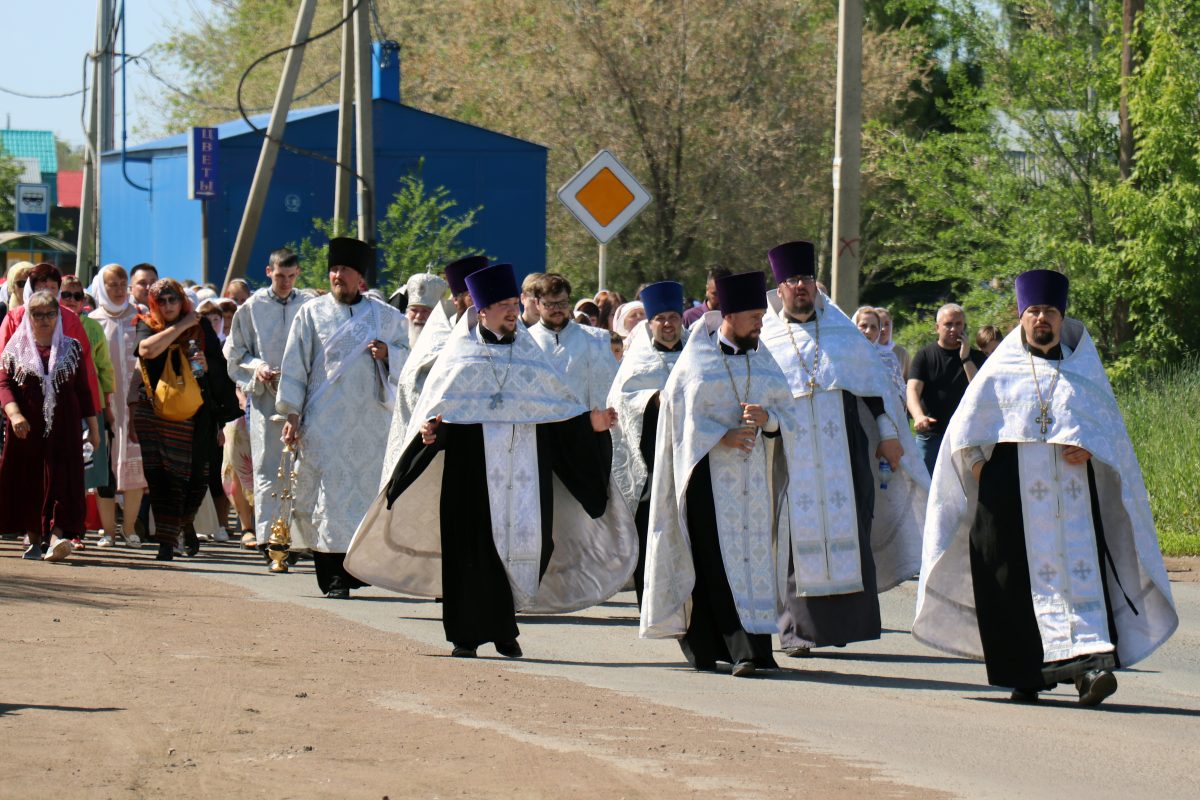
[1,295,78,436]
[612,301,645,339]
[89,264,131,317]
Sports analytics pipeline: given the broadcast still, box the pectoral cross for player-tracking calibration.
[489,392,504,410]
[1036,406,1053,436]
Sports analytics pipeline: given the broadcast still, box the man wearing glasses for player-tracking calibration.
[759,241,927,659]
[526,273,618,414]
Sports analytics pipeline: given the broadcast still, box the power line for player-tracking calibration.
[0,85,84,99]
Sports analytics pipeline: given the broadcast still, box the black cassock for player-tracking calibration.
[970,442,1120,689]
[679,449,781,671]
[779,391,882,649]
[386,415,611,648]
[632,397,659,609]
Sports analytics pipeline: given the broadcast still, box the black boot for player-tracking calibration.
[156,541,174,561]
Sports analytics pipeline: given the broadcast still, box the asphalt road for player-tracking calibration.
[184,547,1200,799]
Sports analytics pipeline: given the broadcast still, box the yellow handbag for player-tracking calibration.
[139,343,204,421]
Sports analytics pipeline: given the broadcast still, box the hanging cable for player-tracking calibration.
[119,1,150,191]
[235,0,371,208]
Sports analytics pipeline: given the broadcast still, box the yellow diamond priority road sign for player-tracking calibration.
[557,150,652,244]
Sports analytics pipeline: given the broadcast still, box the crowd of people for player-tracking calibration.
[0,238,1178,708]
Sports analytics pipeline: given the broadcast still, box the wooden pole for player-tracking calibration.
[353,0,376,251]
[333,0,355,233]
[222,0,318,292]
[830,0,863,311]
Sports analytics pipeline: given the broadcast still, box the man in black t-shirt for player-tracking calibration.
[906,303,986,475]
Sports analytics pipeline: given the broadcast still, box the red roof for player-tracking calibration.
[57,170,83,208]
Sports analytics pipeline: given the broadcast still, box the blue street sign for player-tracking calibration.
[15,183,50,234]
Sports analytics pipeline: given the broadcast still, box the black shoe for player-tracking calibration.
[495,640,523,659]
[324,587,350,599]
[1010,687,1040,703]
[155,542,174,561]
[451,645,477,658]
[183,525,200,557]
[731,660,756,678]
[1076,669,1118,707]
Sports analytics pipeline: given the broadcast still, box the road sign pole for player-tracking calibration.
[598,242,607,292]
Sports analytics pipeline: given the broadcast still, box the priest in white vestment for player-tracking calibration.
[640,271,799,677]
[278,237,410,598]
[346,263,636,658]
[380,255,487,487]
[225,247,310,553]
[607,281,688,606]
[760,241,926,655]
[401,269,449,347]
[915,270,1177,705]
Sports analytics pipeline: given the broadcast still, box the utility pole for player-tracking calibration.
[332,0,355,233]
[352,0,376,248]
[222,0,318,291]
[830,0,863,311]
[77,0,115,281]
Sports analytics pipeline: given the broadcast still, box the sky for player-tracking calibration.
[0,0,194,149]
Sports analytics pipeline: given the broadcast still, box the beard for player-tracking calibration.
[1031,327,1055,346]
[733,331,760,350]
[331,283,359,303]
[786,297,814,319]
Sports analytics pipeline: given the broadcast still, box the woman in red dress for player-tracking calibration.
[0,291,99,561]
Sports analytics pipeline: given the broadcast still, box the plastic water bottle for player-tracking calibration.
[879,459,893,491]
[187,340,205,377]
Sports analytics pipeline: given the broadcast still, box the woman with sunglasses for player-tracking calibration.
[132,279,241,560]
[1,261,35,325]
[0,290,99,560]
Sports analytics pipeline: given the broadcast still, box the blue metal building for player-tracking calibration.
[99,51,547,287]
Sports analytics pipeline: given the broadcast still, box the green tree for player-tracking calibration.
[0,154,20,231]
[292,162,481,293]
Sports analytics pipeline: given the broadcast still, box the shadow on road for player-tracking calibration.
[971,696,1200,716]
[0,703,125,717]
[772,667,985,693]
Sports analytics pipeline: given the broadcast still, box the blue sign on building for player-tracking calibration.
[187,127,219,199]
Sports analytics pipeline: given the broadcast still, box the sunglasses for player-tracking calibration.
[540,301,572,311]
[157,294,182,305]
[782,275,816,286]
[31,311,58,322]
[60,291,86,301]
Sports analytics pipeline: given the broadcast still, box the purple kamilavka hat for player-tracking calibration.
[465,263,519,310]
[1015,269,1069,316]
[767,240,816,284]
[715,271,768,316]
[444,255,489,297]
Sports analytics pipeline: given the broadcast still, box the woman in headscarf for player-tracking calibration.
[131,278,240,560]
[854,305,906,405]
[88,264,146,547]
[611,300,645,341]
[1,261,35,323]
[0,291,98,561]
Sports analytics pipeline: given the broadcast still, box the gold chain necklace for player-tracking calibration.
[783,311,821,391]
[1028,348,1061,439]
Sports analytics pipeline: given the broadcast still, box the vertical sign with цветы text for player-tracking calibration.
[188,127,219,199]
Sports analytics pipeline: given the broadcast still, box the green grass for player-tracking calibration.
[1117,358,1200,556]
